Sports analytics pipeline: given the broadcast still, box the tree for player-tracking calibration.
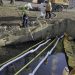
[0,0,3,5]
[10,0,15,4]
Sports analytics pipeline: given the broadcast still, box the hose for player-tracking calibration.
[14,38,56,75]
[29,37,60,75]
[0,39,50,71]
[0,40,44,67]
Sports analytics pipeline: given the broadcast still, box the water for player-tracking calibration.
[21,53,67,75]
[0,53,67,75]
[0,39,68,75]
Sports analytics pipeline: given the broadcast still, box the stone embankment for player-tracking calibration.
[0,6,75,46]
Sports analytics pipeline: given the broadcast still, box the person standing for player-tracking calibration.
[39,2,46,19]
[45,0,52,18]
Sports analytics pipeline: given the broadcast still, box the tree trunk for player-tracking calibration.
[10,0,15,4]
[0,0,3,6]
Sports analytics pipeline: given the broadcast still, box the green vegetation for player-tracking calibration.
[18,6,28,14]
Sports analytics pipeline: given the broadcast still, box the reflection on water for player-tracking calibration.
[51,56,58,75]
[21,53,67,75]
[0,52,67,75]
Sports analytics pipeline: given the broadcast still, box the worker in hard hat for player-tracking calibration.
[45,0,52,18]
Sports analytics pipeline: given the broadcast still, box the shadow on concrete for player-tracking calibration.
[0,16,22,21]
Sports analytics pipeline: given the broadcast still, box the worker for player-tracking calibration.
[39,2,46,19]
[45,0,52,18]
[22,13,29,27]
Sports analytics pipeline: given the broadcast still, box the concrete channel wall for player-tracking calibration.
[32,19,75,39]
[66,19,75,38]
[19,18,75,42]
[0,18,75,46]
